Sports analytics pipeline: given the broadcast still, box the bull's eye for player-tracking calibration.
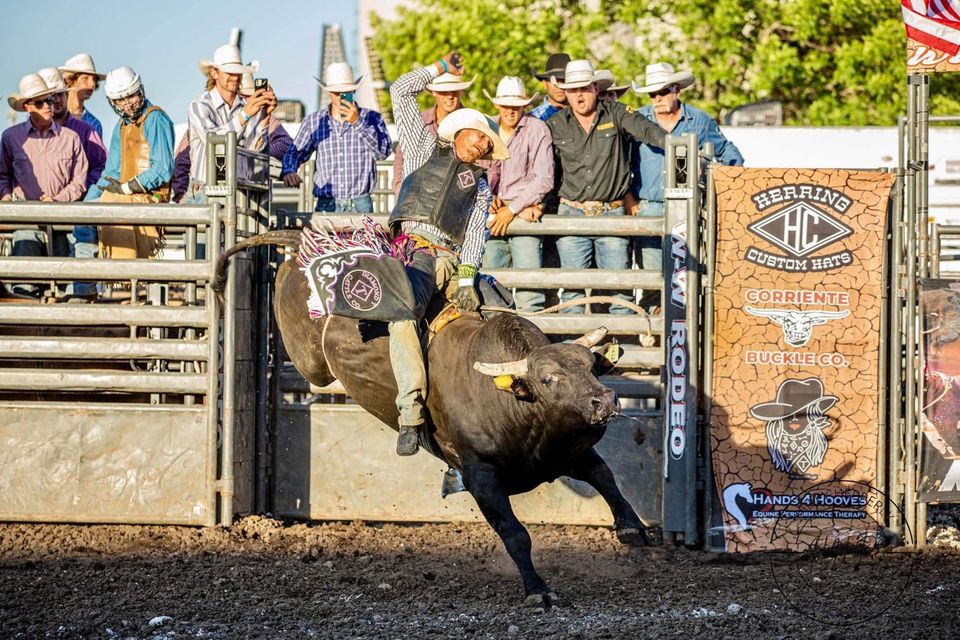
[541,375,555,387]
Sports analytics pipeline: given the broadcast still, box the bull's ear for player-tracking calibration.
[492,374,533,400]
[593,340,622,376]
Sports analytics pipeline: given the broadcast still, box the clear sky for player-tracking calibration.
[0,0,359,142]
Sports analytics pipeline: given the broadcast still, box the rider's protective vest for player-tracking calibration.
[388,155,484,245]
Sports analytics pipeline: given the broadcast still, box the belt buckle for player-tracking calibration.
[582,201,603,217]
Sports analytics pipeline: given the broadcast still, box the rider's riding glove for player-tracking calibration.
[451,264,481,312]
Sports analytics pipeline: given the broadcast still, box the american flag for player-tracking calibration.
[903,0,960,55]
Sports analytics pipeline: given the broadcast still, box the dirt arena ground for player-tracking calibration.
[2,512,959,640]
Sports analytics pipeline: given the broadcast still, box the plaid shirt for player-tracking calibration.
[389,65,490,268]
[280,107,391,198]
[529,98,563,122]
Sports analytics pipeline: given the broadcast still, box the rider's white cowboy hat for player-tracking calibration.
[59,53,106,80]
[199,44,256,77]
[437,108,510,161]
[314,62,362,93]
[631,62,695,94]
[426,72,475,93]
[483,76,539,108]
[8,73,65,112]
[552,60,598,90]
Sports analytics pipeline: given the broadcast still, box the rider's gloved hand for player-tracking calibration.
[451,264,481,312]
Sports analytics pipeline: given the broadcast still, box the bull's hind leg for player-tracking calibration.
[567,448,652,546]
[463,463,556,608]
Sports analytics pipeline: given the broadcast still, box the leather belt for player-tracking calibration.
[560,198,625,217]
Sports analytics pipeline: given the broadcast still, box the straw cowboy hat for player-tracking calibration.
[593,70,629,97]
[426,72,475,93]
[632,62,695,94]
[483,76,539,108]
[436,108,510,161]
[749,378,838,421]
[531,53,571,81]
[7,72,65,112]
[59,53,106,80]
[238,60,262,97]
[36,67,68,92]
[314,61,362,93]
[552,60,598,90]
[199,44,256,77]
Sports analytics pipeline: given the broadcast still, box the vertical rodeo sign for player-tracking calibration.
[710,167,893,552]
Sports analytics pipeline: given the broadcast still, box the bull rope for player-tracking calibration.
[480,296,657,348]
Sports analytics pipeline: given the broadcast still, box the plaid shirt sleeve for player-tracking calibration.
[389,65,440,178]
[458,175,492,268]
[281,112,320,177]
[171,131,191,202]
[354,110,392,161]
[267,117,294,161]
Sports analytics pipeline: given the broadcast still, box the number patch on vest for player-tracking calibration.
[457,169,476,190]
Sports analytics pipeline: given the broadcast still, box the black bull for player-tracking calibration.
[215,230,652,606]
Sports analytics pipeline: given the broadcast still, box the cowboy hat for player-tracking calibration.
[426,73,475,93]
[199,44,256,77]
[8,73,65,112]
[314,62,362,93]
[436,108,510,161]
[531,53,571,81]
[238,60,262,97]
[552,60,598,90]
[59,53,106,80]
[483,76,540,108]
[594,70,629,97]
[632,62,695,94]
[749,378,838,421]
[36,67,69,92]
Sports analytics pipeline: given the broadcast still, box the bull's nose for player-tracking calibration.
[590,388,619,423]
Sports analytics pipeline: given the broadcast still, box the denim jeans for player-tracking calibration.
[555,202,632,314]
[182,181,208,205]
[70,225,98,296]
[482,235,544,312]
[636,201,665,272]
[315,194,374,213]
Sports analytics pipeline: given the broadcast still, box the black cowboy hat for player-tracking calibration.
[531,53,571,81]
[749,378,838,421]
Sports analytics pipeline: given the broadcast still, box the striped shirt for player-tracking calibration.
[172,116,293,202]
[390,65,490,268]
[0,120,88,202]
[391,106,438,195]
[62,114,107,189]
[187,88,267,184]
[486,113,554,212]
[280,107,391,198]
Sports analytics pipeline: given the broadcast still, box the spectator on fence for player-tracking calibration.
[59,53,106,139]
[546,59,665,314]
[0,73,88,299]
[594,70,629,103]
[37,68,107,190]
[529,53,570,122]
[390,71,473,195]
[85,66,174,261]
[184,44,276,204]
[481,76,553,312]
[629,62,743,282]
[172,64,292,202]
[281,62,390,213]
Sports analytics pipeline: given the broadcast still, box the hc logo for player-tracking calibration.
[748,201,852,258]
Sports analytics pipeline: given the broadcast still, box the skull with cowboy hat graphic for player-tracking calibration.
[750,378,838,480]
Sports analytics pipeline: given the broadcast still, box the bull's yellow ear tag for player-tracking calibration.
[494,375,514,390]
[603,343,620,364]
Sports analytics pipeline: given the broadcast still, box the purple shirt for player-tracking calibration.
[62,114,106,189]
[0,120,88,202]
[487,113,554,213]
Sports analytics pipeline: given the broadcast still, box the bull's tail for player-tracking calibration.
[211,229,303,303]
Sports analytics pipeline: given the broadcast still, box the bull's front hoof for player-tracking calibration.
[616,526,651,547]
[523,592,559,610]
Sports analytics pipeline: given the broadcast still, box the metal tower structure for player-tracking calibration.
[318,24,348,112]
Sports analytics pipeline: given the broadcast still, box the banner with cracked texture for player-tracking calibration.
[710,167,893,552]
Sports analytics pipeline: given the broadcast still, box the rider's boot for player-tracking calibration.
[396,424,421,456]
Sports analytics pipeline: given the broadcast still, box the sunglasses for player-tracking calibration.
[648,86,675,98]
[27,97,56,108]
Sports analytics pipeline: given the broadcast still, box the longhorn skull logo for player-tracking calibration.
[745,307,850,348]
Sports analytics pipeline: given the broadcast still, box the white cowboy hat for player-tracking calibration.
[314,62,362,93]
[8,73,65,112]
[483,76,540,108]
[238,61,262,97]
[199,44,256,77]
[59,53,106,80]
[593,70,629,96]
[437,108,510,161]
[552,60,598,90]
[36,67,68,92]
[426,73,476,93]
[632,62,695,94]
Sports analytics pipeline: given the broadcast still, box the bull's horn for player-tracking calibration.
[473,359,528,377]
[573,327,608,348]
